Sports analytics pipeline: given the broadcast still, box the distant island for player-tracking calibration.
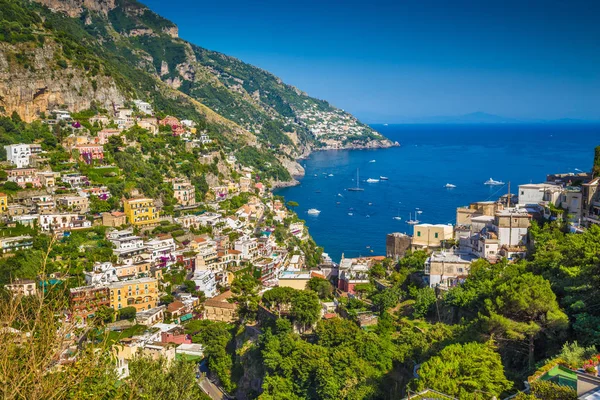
[376,111,598,125]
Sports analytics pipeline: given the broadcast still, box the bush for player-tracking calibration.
[118,306,137,321]
[530,380,577,400]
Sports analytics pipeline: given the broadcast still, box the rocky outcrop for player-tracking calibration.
[34,0,116,17]
[0,42,124,122]
[162,26,179,38]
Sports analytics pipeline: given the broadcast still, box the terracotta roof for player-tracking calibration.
[111,211,125,217]
[204,291,236,310]
[167,301,185,313]
[323,313,337,319]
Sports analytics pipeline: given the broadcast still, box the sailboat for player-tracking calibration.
[347,169,364,192]
[393,209,402,221]
[406,212,420,225]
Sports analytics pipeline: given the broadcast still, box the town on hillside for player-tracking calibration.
[2,102,600,399]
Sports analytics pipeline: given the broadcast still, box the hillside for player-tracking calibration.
[0,0,394,183]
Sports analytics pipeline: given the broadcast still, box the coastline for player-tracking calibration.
[271,138,400,189]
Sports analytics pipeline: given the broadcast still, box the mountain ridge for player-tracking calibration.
[0,0,394,184]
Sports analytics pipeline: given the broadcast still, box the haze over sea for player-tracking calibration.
[275,124,600,261]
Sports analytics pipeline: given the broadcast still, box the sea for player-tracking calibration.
[274,124,600,261]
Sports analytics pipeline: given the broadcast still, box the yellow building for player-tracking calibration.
[0,193,7,213]
[108,277,158,312]
[123,197,160,226]
[412,223,454,251]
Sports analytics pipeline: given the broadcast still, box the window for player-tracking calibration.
[434,233,439,239]
[417,231,421,237]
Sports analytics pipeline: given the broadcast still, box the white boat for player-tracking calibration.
[347,169,364,192]
[369,160,376,163]
[307,209,321,215]
[366,178,379,183]
[484,177,505,186]
[406,212,420,225]
[348,212,353,216]
[379,176,389,180]
[445,183,456,188]
[328,174,334,177]
[393,216,402,221]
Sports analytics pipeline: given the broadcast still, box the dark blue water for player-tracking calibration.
[275,124,600,261]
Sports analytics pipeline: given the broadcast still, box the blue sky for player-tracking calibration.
[141,0,600,122]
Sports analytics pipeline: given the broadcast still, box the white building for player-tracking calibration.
[518,183,562,207]
[234,236,259,261]
[4,144,31,168]
[85,262,118,285]
[424,251,476,288]
[146,237,177,263]
[38,213,91,231]
[192,270,217,298]
[133,100,153,115]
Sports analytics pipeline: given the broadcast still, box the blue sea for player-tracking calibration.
[274,124,600,261]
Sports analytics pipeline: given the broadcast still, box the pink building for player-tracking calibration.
[7,168,41,188]
[160,327,192,345]
[96,129,121,145]
[75,144,104,164]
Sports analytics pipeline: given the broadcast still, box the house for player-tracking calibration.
[102,211,127,227]
[7,168,41,188]
[494,208,531,247]
[108,229,146,259]
[69,286,110,321]
[203,291,236,322]
[0,193,7,213]
[135,306,165,325]
[96,129,121,145]
[4,144,32,168]
[75,144,104,164]
[234,236,259,261]
[386,232,411,260]
[5,279,37,297]
[123,197,160,226]
[518,183,562,207]
[412,224,454,251]
[424,251,476,288]
[146,236,176,264]
[80,186,111,200]
[133,99,153,115]
[161,326,192,345]
[57,196,89,213]
[192,270,217,298]
[37,171,57,187]
[62,173,89,188]
[107,278,159,312]
[54,110,71,121]
[137,118,159,134]
[455,201,498,226]
[0,235,33,254]
[337,256,370,294]
[38,213,91,231]
[172,180,196,206]
[84,262,118,285]
[278,270,312,290]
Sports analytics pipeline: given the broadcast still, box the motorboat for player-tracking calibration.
[484,177,505,186]
[366,178,379,183]
[379,176,389,180]
[445,183,456,188]
[307,209,321,215]
[369,160,376,163]
[328,174,334,177]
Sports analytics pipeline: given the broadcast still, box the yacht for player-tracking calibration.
[369,159,376,163]
[445,183,456,188]
[406,212,420,225]
[348,212,354,216]
[307,208,321,215]
[379,176,389,180]
[347,169,365,192]
[484,177,505,186]
[366,178,379,183]
[328,174,334,177]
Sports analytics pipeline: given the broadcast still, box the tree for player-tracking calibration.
[182,280,197,294]
[484,272,568,369]
[369,263,386,279]
[118,306,136,321]
[411,286,437,319]
[414,341,512,399]
[286,200,298,210]
[290,290,321,332]
[306,277,333,300]
[126,356,209,399]
[371,286,403,313]
[262,286,296,316]
[231,273,260,322]
[94,305,115,325]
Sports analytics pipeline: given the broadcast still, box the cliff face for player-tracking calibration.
[0,42,124,122]
[34,0,116,17]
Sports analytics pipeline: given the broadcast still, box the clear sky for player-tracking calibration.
[140,0,600,122]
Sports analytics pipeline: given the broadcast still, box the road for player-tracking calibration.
[198,376,227,400]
